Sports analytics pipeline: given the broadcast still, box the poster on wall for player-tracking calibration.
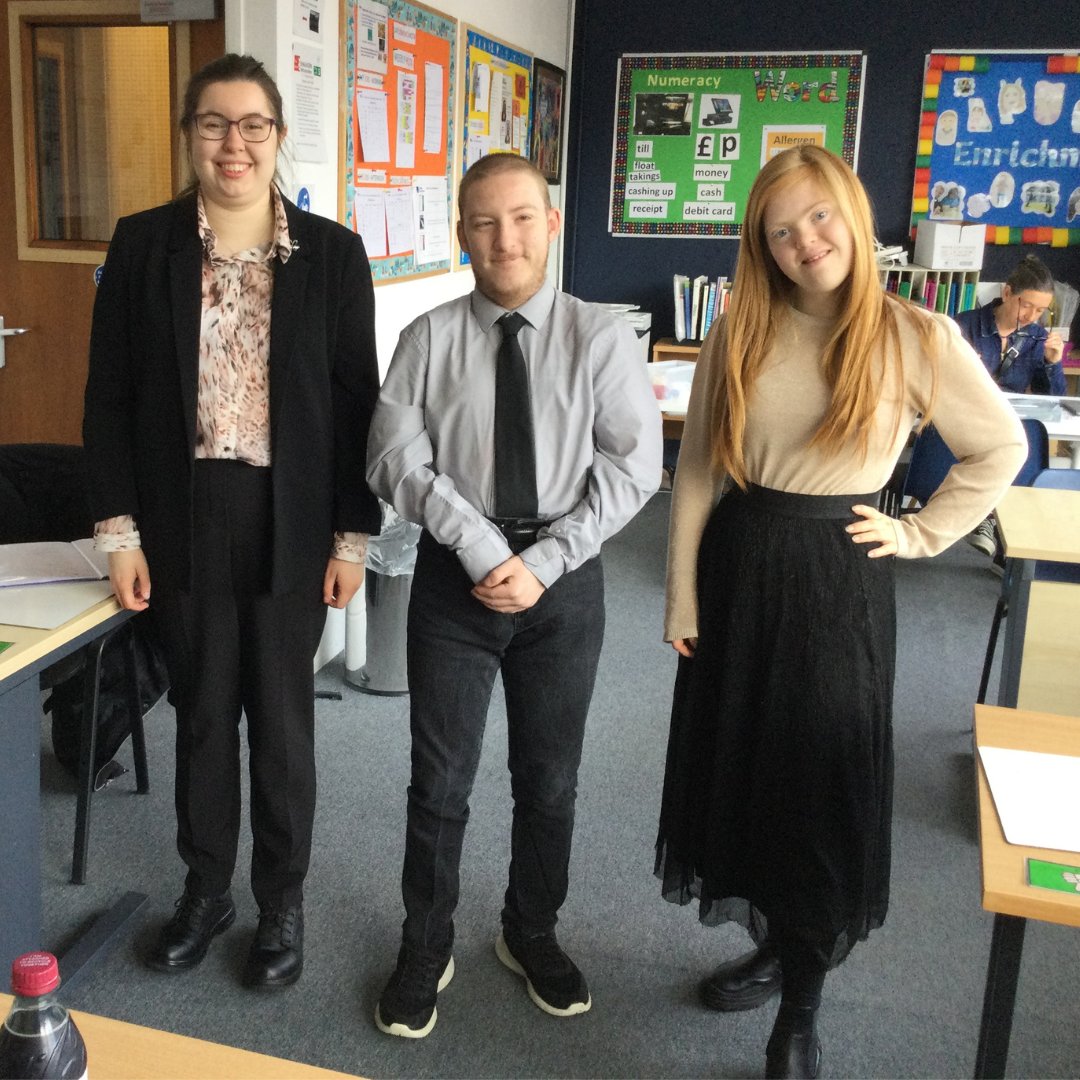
[459,26,532,264]
[912,51,1080,247]
[530,58,565,184]
[292,42,327,162]
[608,51,864,238]
[293,0,323,40]
[342,0,456,281]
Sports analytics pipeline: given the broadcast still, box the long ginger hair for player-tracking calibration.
[712,146,938,486]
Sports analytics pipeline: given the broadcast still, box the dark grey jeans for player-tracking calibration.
[400,531,605,954]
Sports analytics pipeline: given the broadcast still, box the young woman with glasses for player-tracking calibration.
[83,54,380,989]
[953,255,1065,397]
[951,255,1065,556]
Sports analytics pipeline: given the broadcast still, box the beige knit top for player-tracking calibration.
[664,302,1027,643]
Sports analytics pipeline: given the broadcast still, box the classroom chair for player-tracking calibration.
[899,418,1047,513]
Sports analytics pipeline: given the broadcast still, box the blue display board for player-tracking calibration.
[912,51,1080,247]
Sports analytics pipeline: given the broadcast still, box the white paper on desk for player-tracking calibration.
[0,539,107,587]
[979,745,1080,853]
[0,579,114,630]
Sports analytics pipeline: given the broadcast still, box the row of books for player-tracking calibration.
[673,274,733,343]
[881,272,978,317]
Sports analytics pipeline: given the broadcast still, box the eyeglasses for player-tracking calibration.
[194,113,277,143]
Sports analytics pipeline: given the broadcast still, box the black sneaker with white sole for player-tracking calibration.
[375,944,454,1038]
[496,929,591,1016]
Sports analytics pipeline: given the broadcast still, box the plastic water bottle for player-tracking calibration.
[0,953,87,1079]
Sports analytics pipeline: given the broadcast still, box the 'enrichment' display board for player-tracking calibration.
[458,25,532,265]
[342,0,456,281]
[911,51,1080,247]
[609,52,865,238]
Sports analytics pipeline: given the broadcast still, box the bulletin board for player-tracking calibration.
[609,52,865,238]
[458,25,533,264]
[911,51,1080,247]
[342,0,457,281]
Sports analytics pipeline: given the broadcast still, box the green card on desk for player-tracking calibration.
[1028,858,1080,895]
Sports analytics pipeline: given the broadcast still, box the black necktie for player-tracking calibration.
[494,312,538,518]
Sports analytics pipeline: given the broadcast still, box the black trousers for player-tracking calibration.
[151,460,327,908]
[400,532,606,954]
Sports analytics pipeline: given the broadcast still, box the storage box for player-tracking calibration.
[648,359,695,415]
[913,220,986,271]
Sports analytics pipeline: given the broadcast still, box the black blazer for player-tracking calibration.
[83,192,381,595]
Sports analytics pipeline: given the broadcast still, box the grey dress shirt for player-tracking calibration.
[366,282,662,586]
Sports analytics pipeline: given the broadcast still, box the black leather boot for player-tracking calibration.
[765,1002,822,1079]
[145,889,235,972]
[243,905,304,988]
[700,939,782,1011]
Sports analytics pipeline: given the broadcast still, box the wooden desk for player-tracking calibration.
[993,487,1080,713]
[0,592,121,683]
[0,592,142,979]
[972,704,1080,1078]
[0,993,363,1080]
[651,336,701,365]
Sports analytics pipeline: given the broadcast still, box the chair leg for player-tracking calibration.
[72,633,110,885]
[124,626,150,795]
[977,598,1008,706]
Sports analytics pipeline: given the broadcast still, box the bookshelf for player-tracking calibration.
[673,274,732,343]
[878,264,980,317]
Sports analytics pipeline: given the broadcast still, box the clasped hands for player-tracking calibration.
[472,554,545,613]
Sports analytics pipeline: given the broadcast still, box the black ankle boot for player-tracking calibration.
[243,905,304,988]
[765,1002,821,1079]
[700,939,782,1012]
[145,889,235,972]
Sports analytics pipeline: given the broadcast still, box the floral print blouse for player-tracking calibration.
[95,188,365,564]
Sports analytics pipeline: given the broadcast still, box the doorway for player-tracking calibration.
[0,0,223,444]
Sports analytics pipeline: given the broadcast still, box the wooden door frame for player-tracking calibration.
[7,0,190,265]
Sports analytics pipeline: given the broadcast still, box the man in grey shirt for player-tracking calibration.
[366,153,661,1038]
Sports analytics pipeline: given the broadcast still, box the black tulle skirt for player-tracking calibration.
[655,484,896,968]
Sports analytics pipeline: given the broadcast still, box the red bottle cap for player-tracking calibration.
[10,952,61,996]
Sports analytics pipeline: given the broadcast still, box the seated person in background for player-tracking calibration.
[952,254,1065,395]
[952,254,1065,556]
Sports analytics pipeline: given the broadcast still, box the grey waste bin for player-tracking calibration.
[345,570,412,695]
[345,505,421,696]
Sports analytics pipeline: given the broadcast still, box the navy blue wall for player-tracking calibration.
[563,3,1079,341]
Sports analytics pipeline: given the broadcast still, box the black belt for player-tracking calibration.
[488,517,552,552]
